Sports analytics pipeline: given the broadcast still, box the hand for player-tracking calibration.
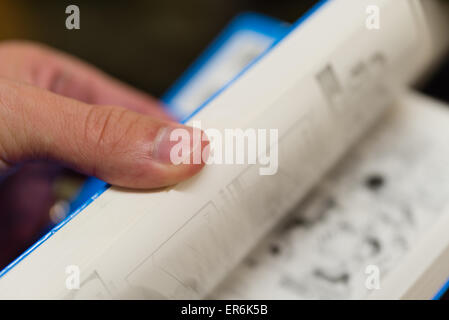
[0,41,208,268]
[0,41,207,188]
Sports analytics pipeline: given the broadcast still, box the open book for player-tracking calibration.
[1,0,449,299]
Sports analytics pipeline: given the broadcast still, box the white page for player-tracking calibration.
[212,91,449,299]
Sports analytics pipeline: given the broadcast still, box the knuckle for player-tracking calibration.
[83,106,133,157]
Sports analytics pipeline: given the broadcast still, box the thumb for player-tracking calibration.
[0,78,208,189]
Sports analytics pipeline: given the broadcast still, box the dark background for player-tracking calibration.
[0,0,318,97]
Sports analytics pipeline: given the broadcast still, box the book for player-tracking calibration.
[0,0,449,299]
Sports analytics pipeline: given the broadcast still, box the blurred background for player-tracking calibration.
[0,0,319,97]
[0,0,448,297]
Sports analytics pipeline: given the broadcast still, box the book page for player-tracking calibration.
[211,91,449,299]
[0,0,428,299]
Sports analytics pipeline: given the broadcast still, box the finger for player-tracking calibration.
[0,78,208,189]
[0,41,172,120]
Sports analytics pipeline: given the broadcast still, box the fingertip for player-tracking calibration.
[93,123,210,189]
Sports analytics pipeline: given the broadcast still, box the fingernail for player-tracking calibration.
[152,126,203,165]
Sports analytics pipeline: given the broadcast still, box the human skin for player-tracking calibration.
[0,41,208,267]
